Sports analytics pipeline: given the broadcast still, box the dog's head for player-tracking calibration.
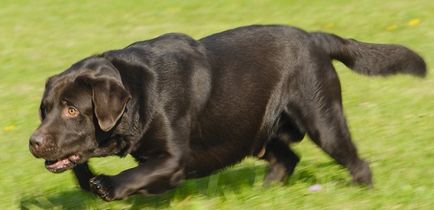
[29,57,131,173]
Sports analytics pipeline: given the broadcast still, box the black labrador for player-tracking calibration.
[29,25,427,201]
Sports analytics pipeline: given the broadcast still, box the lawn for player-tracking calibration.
[0,0,433,209]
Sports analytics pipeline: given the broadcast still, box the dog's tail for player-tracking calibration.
[310,32,427,77]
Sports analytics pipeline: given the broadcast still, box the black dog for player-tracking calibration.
[29,25,426,201]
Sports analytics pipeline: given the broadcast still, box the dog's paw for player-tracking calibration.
[89,175,117,201]
[351,160,373,186]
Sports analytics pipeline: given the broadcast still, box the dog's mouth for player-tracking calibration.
[45,154,81,173]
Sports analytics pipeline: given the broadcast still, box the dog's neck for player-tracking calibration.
[96,99,155,157]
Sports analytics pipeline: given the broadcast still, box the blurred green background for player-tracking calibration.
[0,0,433,209]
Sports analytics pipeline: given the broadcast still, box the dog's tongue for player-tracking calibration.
[46,158,71,169]
[45,155,80,171]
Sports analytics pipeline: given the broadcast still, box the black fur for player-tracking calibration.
[311,32,426,76]
[29,25,427,201]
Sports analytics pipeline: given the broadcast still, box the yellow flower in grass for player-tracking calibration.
[408,18,421,26]
[4,125,16,132]
[322,23,335,29]
[386,24,398,31]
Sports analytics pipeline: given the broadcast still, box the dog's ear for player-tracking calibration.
[91,78,131,131]
[76,66,131,132]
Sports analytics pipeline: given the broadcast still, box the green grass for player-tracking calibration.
[1,0,433,209]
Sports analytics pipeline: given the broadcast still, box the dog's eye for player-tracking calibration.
[64,106,79,118]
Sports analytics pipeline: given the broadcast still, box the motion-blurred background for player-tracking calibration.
[0,0,433,209]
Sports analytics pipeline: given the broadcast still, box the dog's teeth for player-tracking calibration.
[69,154,80,162]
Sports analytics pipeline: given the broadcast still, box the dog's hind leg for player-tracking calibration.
[261,139,300,186]
[72,162,95,191]
[303,104,372,185]
[261,112,304,186]
[298,61,373,185]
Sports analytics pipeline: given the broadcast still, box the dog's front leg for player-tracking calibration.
[89,156,183,201]
[88,111,186,201]
[72,161,95,191]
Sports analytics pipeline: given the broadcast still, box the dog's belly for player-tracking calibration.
[184,86,283,178]
[185,133,259,178]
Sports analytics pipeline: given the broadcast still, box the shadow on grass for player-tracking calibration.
[19,165,263,209]
[20,161,345,209]
[20,190,94,210]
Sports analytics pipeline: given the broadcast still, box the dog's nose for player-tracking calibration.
[29,132,54,158]
[29,132,46,148]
